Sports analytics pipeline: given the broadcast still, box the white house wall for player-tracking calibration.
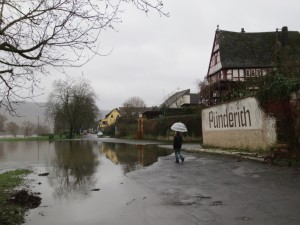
[170,95,190,108]
[208,53,222,76]
[202,97,277,150]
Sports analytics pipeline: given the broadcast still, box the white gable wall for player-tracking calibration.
[169,94,191,108]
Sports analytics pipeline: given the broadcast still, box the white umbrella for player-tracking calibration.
[171,122,187,132]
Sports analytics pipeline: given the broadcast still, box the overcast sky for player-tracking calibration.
[35,0,300,111]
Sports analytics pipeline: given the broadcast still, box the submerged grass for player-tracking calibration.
[0,135,67,142]
[0,136,50,142]
[0,169,32,225]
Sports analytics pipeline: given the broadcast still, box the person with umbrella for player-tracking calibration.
[171,122,187,163]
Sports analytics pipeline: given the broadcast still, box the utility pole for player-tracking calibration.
[37,116,39,135]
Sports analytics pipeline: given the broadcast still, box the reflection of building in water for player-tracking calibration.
[100,143,149,173]
[137,145,144,165]
[101,147,119,164]
[100,142,173,173]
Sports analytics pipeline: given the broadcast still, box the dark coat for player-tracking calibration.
[173,133,182,149]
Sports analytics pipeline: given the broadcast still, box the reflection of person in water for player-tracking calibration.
[173,131,184,163]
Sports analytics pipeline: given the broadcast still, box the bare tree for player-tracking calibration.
[46,77,99,138]
[0,0,168,113]
[122,96,146,117]
[197,78,212,106]
[22,120,34,137]
[0,113,7,131]
[123,96,146,108]
[6,121,19,137]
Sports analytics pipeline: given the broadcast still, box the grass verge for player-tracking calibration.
[0,169,32,225]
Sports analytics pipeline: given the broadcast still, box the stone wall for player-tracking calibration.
[202,97,277,150]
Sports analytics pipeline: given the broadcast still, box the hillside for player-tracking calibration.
[1,102,109,130]
[0,102,48,127]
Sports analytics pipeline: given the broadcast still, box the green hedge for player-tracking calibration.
[143,114,202,141]
[114,113,202,141]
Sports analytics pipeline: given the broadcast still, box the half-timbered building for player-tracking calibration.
[205,26,300,104]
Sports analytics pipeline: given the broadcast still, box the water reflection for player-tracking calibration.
[48,141,99,199]
[0,140,172,200]
[0,141,53,167]
[100,143,172,173]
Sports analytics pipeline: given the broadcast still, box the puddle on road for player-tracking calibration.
[0,140,172,225]
[0,140,172,173]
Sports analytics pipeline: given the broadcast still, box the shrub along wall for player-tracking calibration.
[255,73,300,150]
[143,114,202,142]
[115,112,202,142]
[115,117,137,138]
[290,90,300,148]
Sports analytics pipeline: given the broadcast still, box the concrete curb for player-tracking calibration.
[159,144,266,162]
[185,147,266,162]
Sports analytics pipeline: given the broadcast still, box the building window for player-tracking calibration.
[257,69,261,76]
[239,69,244,78]
[227,69,232,80]
[246,70,251,77]
[220,70,225,80]
[251,69,255,77]
[111,115,113,118]
[233,69,238,78]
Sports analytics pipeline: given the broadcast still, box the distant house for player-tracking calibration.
[204,26,300,103]
[140,110,163,119]
[118,106,147,118]
[98,108,120,130]
[161,89,200,108]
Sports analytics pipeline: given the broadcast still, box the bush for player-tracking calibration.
[48,134,54,140]
[103,125,116,137]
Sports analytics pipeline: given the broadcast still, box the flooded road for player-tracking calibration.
[0,139,172,172]
[0,139,177,225]
[1,138,300,225]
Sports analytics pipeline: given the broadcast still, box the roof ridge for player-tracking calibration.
[219,29,300,34]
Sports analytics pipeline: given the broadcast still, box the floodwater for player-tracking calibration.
[0,140,173,225]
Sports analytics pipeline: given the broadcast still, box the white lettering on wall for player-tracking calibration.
[202,97,262,131]
[208,106,251,129]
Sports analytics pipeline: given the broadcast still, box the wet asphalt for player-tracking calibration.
[129,150,300,225]
[84,136,300,225]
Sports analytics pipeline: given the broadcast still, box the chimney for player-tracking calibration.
[281,26,288,46]
[241,28,245,33]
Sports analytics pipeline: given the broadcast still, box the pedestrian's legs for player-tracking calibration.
[177,148,185,162]
[175,148,184,163]
[174,149,180,163]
